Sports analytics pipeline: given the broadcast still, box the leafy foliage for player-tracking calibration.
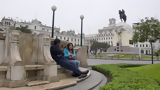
[133,17,160,43]
[90,40,110,54]
[0,28,3,31]
[154,51,160,57]
[15,26,32,33]
[92,64,160,90]
[132,17,160,64]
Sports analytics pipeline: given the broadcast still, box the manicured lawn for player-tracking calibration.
[92,64,160,90]
[112,54,137,58]
[127,64,160,83]
[112,54,158,59]
[90,54,105,58]
[90,54,160,60]
[141,55,156,59]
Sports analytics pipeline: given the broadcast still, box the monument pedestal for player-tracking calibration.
[75,46,88,67]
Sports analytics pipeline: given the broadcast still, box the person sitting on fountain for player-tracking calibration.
[50,39,89,78]
[64,43,80,70]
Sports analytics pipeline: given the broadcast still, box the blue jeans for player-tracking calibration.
[57,58,81,75]
[67,60,80,69]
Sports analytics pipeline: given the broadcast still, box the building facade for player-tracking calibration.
[85,20,160,55]
[0,17,84,46]
[85,18,135,54]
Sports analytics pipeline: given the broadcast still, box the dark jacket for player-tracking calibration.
[50,45,64,63]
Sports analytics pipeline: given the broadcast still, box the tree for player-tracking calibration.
[90,40,110,55]
[15,26,32,33]
[132,17,160,64]
[154,51,159,60]
[0,28,3,31]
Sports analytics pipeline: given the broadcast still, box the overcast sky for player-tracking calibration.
[0,0,160,34]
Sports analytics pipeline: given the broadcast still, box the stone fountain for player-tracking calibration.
[0,30,88,88]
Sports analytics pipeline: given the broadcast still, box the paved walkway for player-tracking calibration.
[62,70,107,90]
[87,59,160,66]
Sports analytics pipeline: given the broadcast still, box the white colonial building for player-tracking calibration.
[85,18,160,55]
[0,17,84,46]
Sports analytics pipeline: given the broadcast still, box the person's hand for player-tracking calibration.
[69,55,72,58]
[70,53,73,57]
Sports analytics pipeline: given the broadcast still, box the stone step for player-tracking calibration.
[27,81,49,86]
[92,71,107,90]
[0,66,7,71]
[62,70,107,90]
[57,67,90,80]
[25,65,44,70]
[0,67,91,90]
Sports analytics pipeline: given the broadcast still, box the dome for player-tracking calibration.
[115,22,133,33]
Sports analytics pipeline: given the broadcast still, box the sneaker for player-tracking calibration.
[78,74,87,79]
[81,70,89,74]
[72,73,80,77]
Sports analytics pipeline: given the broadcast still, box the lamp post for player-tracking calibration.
[80,15,84,46]
[51,5,57,38]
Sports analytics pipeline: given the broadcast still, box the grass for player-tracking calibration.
[112,54,137,58]
[111,54,158,59]
[90,54,105,58]
[141,55,156,59]
[127,64,160,83]
[92,64,160,90]
[89,54,160,60]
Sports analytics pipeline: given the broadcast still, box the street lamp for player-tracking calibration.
[80,15,84,46]
[51,5,57,38]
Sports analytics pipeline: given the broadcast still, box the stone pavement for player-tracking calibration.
[62,70,107,90]
[87,59,160,66]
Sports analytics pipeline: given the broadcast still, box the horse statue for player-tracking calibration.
[119,9,127,22]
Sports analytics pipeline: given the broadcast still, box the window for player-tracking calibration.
[111,41,113,45]
[35,26,36,30]
[146,44,148,47]
[117,43,119,46]
[141,50,144,54]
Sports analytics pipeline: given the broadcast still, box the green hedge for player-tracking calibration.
[92,64,160,90]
